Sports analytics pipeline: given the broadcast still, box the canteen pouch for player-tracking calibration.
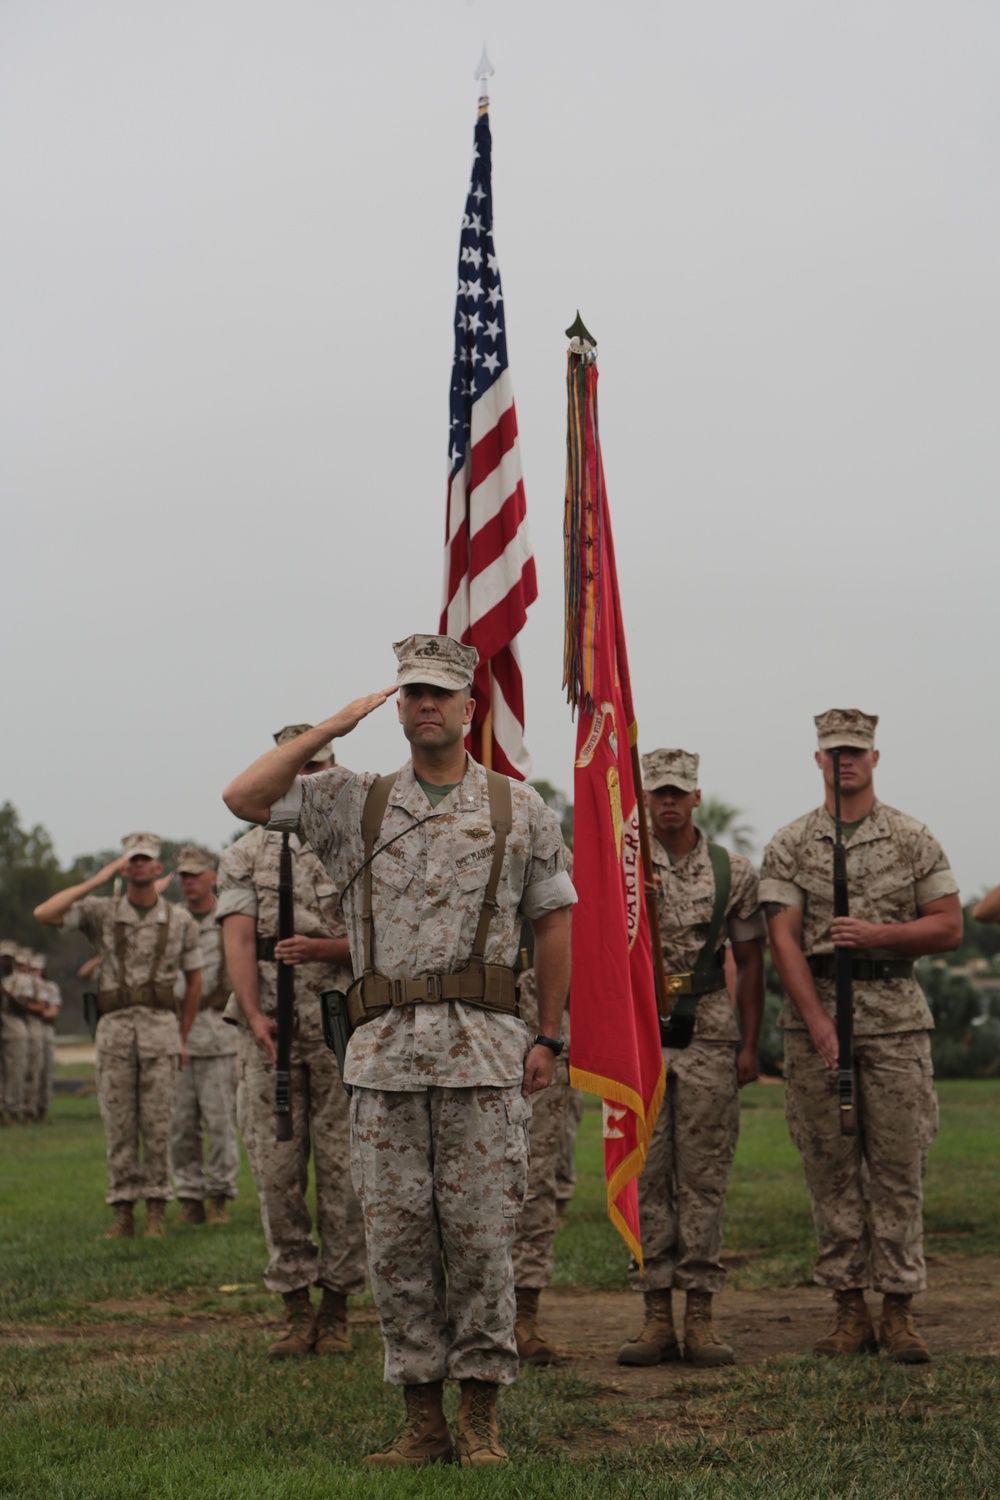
[320,990,353,1098]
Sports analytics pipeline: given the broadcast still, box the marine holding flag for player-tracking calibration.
[439,89,536,777]
[562,328,665,1263]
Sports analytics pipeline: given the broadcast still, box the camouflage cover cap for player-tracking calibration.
[0,939,18,957]
[29,953,45,970]
[273,723,334,762]
[122,831,161,861]
[642,748,700,793]
[814,708,879,751]
[394,634,478,691]
[14,947,33,965]
[175,844,216,876]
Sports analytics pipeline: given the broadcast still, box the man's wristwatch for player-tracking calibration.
[533,1033,564,1056]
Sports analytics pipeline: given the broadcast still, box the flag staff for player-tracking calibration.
[564,313,669,1020]
[474,43,495,771]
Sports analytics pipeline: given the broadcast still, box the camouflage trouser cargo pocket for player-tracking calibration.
[502,1091,531,1218]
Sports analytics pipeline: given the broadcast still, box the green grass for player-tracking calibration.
[2,1083,999,1496]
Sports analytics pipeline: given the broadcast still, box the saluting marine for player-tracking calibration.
[222,635,575,1469]
[35,833,203,1237]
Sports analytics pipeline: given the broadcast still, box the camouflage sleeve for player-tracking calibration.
[758,831,804,910]
[215,835,260,922]
[61,894,106,943]
[295,765,358,869]
[521,805,577,921]
[178,909,204,973]
[912,824,960,907]
[727,855,766,942]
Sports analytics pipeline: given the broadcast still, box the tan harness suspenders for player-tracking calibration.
[99,900,175,1016]
[346,769,519,1028]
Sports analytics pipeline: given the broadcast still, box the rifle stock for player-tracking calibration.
[274,832,294,1142]
[832,750,857,1136]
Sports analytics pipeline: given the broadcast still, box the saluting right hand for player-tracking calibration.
[95,856,127,885]
[324,687,398,741]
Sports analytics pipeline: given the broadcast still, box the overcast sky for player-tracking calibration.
[2,1,997,895]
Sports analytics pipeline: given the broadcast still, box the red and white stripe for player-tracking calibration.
[440,368,537,778]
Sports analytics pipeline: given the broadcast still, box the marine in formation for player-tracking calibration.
[223,634,575,1468]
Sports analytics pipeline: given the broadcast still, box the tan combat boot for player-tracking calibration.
[363,1382,454,1467]
[205,1196,228,1226]
[144,1200,166,1238]
[455,1379,509,1468]
[683,1290,735,1367]
[617,1288,681,1366]
[813,1289,877,1356]
[879,1293,931,1364]
[103,1203,135,1240]
[514,1286,557,1366]
[268,1287,317,1360]
[177,1199,206,1226]
[314,1289,350,1356]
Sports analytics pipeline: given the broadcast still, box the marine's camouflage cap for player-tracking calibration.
[29,953,45,969]
[175,844,216,876]
[642,747,700,794]
[0,939,18,958]
[814,708,879,752]
[273,724,335,762]
[394,634,478,691]
[14,947,33,966]
[122,831,161,861]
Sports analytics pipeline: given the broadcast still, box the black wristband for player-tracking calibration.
[533,1033,564,1056]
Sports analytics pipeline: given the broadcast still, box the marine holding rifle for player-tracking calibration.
[222,635,575,1469]
[617,749,765,1371]
[216,725,365,1361]
[760,709,962,1362]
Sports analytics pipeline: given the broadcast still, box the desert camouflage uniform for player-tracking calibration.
[170,907,239,1203]
[1,970,30,1120]
[511,966,572,1289]
[269,756,575,1386]
[760,799,958,1292]
[63,896,201,1204]
[35,977,62,1117]
[216,827,365,1298]
[629,831,764,1294]
[22,971,47,1121]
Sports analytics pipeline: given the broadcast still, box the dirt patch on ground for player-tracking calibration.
[3,1260,998,1453]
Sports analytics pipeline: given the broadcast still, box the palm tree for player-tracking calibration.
[695,797,756,858]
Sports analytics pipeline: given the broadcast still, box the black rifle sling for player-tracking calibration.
[359,769,512,982]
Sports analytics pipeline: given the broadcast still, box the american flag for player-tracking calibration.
[439,98,537,779]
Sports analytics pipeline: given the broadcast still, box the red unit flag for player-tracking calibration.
[563,325,665,1264]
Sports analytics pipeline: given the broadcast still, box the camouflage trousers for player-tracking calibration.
[350,1084,531,1386]
[96,1042,178,1204]
[512,1076,567,1288]
[1,1015,28,1116]
[557,1086,584,1207]
[628,1040,739,1294]
[23,1016,47,1120]
[236,1028,365,1297]
[170,1054,239,1201]
[784,1029,938,1293]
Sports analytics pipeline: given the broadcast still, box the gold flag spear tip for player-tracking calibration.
[566,311,597,356]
